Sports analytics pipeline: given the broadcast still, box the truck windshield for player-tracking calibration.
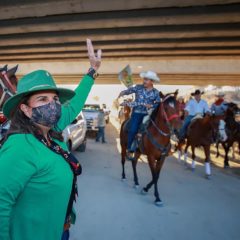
[83,105,100,111]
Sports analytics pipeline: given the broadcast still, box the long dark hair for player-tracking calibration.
[5,94,63,142]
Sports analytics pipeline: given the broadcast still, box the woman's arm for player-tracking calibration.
[55,75,94,131]
[0,144,37,239]
[55,39,102,131]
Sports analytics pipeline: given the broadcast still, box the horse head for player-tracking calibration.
[0,65,18,110]
[159,89,182,133]
[225,102,239,116]
[208,114,227,142]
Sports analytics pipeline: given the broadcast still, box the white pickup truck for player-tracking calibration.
[82,104,101,131]
[62,111,87,152]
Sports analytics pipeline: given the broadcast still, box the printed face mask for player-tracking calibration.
[31,101,62,127]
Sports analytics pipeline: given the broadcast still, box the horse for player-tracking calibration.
[215,103,240,168]
[0,65,18,144]
[118,105,131,124]
[177,114,227,179]
[0,65,18,109]
[120,90,182,206]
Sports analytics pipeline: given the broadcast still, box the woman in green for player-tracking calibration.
[0,39,101,240]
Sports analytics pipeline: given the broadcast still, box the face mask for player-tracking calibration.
[30,101,62,127]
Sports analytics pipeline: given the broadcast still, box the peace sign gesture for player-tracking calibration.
[86,39,102,71]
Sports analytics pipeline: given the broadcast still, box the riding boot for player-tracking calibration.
[126,150,135,161]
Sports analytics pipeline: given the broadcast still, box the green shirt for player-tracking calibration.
[0,75,94,240]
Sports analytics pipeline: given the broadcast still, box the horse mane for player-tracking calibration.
[150,95,177,122]
[150,103,160,121]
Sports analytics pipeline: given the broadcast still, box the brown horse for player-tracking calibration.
[118,105,131,124]
[215,103,240,168]
[120,91,181,206]
[0,65,18,144]
[177,114,227,179]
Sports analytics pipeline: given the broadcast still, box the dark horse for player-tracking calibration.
[120,91,181,206]
[216,103,240,168]
[0,65,18,144]
[177,114,227,179]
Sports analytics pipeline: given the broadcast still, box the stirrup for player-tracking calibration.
[126,150,135,161]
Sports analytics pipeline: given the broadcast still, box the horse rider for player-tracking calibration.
[178,89,210,141]
[118,70,160,160]
[211,91,228,116]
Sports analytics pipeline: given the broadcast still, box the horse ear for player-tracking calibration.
[159,91,165,98]
[0,64,8,72]
[174,89,179,98]
[7,65,18,78]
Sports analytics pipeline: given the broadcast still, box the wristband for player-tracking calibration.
[87,67,99,79]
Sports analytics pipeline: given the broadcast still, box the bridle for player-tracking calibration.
[144,94,180,157]
[150,94,180,137]
[0,69,16,108]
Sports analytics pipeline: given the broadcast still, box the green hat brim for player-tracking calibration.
[3,85,75,119]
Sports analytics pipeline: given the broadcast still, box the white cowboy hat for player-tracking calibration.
[215,91,225,97]
[140,70,160,82]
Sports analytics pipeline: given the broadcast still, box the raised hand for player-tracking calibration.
[86,39,102,71]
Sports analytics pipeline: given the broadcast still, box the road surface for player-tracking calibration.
[70,120,240,240]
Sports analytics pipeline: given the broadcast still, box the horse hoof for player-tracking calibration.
[205,174,211,180]
[121,178,127,182]
[224,165,230,169]
[155,200,163,207]
[134,184,140,189]
[141,189,148,195]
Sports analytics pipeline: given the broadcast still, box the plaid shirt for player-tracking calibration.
[120,84,160,114]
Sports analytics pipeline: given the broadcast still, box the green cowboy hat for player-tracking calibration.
[3,69,75,119]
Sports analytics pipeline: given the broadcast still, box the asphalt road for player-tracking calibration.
[70,120,240,240]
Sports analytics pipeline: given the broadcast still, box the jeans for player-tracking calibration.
[96,126,105,142]
[61,230,69,240]
[127,112,147,150]
[179,115,194,139]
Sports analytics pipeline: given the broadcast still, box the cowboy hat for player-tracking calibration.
[191,89,204,96]
[140,70,160,82]
[215,91,225,97]
[3,69,75,119]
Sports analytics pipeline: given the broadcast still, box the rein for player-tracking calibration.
[144,94,179,157]
[150,95,179,137]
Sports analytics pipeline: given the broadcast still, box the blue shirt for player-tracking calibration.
[185,99,210,116]
[211,101,228,116]
[120,84,160,114]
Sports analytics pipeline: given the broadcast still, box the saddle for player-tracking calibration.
[123,118,147,153]
[191,114,203,122]
[122,114,171,156]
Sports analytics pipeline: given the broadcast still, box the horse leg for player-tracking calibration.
[132,151,140,188]
[142,156,156,194]
[184,143,190,167]
[191,145,196,172]
[224,143,231,168]
[177,149,182,162]
[216,142,220,158]
[203,145,211,179]
[232,142,236,160]
[121,145,127,180]
[154,159,165,206]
